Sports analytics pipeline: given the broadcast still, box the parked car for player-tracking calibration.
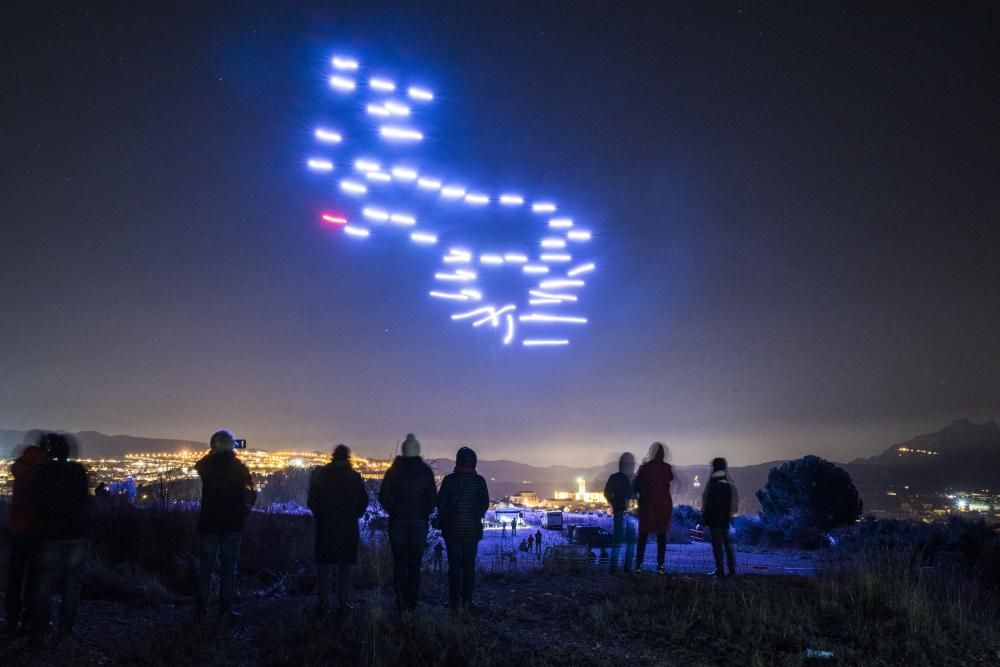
[569,526,614,548]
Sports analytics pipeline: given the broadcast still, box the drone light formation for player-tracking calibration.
[307,50,599,348]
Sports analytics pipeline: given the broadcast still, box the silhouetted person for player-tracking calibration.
[634,442,673,574]
[511,515,517,536]
[195,430,256,621]
[534,529,543,557]
[433,541,444,572]
[702,457,739,577]
[527,534,534,553]
[378,433,436,613]
[5,434,49,634]
[519,538,529,552]
[309,444,369,614]
[604,452,636,573]
[437,446,489,611]
[29,433,89,640]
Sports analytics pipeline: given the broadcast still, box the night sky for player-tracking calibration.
[2,2,998,466]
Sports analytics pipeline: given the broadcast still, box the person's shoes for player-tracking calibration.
[656,565,667,575]
[634,565,643,574]
[708,569,723,577]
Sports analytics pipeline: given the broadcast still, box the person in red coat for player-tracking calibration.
[633,442,673,573]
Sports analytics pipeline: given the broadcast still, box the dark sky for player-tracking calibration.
[2,1,998,466]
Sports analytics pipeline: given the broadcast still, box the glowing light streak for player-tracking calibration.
[369,77,396,92]
[503,253,528,263]
[329,75,356,91]
[529,298,563,305]
[366,104,391,117]
[531,202,556,213]
[332,56,359,71]
[541,238,567,248]
[307,158,334,171]
[540,253,572,262]
[389,213,416,226]
[441,185,467,199]
[436,272,476,283]
[429,291,470,301]
[460,288,483,300]
[523,339,569,347]
[354,158,381,172]
[380,126,423,141]
[443,255,471,264]
[408,86,434,101]
[519,314,587,324]
[322,214,347,225]
[567,230,592,241]
[451,307,494,320]
[500,194,524,206]
[314,129,342,143]
[539,279,585,289]
[567,262,595,277]
[472,305,515,328]
[548,217,573,229]
[464,193,490,205]
[410,231,437,244]
[365,171,392,182]
[340,179,367,195]
[449,248,473,259]
[479,254,504,266]
[522,265,550,275]
[417,177,442,190]
[503,314,516,345]
[384,101,411,116]
[529,290,577,302]
[455,269,477,278]
[343,225,370,237]
[391,166,418,181]
[362,207,390,222]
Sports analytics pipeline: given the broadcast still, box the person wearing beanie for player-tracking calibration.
[701,457,739,577]
[194,430,256,622]
[436,446,489,611]
[378,433,436,613]
[308,444,370,615]
[603,452,637,574]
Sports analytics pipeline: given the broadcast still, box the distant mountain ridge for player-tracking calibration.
[0,429,204,459]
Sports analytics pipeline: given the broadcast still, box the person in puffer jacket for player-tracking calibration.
[436,446,489,610]
[378,433,436,613]
[701,457,739,577]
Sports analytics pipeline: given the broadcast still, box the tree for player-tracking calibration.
[756,455,862,544]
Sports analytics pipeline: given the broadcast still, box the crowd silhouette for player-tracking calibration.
[3,429,740,641]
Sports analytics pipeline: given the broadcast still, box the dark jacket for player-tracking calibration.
[196,451,256,534]
[32,459,90,541]
[378,456,437,523]
[701,471,739,529]
[9,446,49,537]
[603,472,633,513]
[634,460,673,534]
[308,461,370,564]
[436,468,489,541]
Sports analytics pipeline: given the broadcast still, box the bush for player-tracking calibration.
[756,455,862,546]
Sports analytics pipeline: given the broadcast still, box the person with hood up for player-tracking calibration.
[4,433,49,634]
[603,452,637,574]
[436,446,489,611]
[309,444,370,614]
[633,442,673,574]
[194,430,256,621]
[378,433,436,613]
[29,433,89,640]
[702,457,739,577]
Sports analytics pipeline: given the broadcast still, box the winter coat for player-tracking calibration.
[378,456,437,524]
[701,471,739,529]
[603,472,633,513]
[32,459,90,541]
[633,460,673,534]
[196,451,256,535]
[8,446,49,537]
[436,468,489,541]
[308,461,370,564]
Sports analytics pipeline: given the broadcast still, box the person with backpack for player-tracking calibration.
[702,457,739,577]
[436,447,489,611]
[633,442,673,574]
[604,452,636,574]
[378,434,436,613]
[194,430,256,621]
[309,444,370,614]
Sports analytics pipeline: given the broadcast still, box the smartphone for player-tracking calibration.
[234,439,248,449]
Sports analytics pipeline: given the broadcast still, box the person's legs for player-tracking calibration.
[444,539,462,609]
[317,563,333,611]
[197,533,221,613]
[624,515,636,572]
[29,541,61,638]
[460,540,479,607]
[656,533,667,570]
[710,528,725,575]
[403,521,426,610]
[5,535,35,630]
[336,564,353,609]
[635,531,648,570]
[609,512,624,572]
[388,521,408,612]
[723,530,737,576]
[57,539,87,634]
[217,532,242,615]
